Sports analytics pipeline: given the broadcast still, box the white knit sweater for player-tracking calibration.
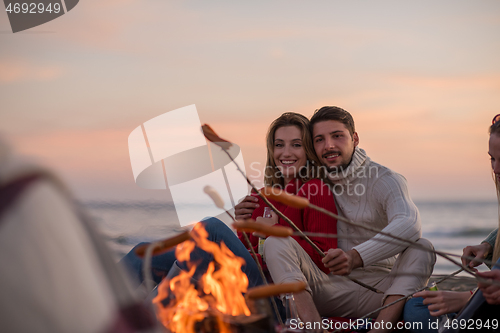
[328,147,421,268]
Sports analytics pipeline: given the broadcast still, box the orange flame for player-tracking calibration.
[153,223,251,332]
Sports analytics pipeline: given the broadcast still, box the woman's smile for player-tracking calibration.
[273,125,307,184]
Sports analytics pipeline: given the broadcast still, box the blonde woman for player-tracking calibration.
[237,112,337,276]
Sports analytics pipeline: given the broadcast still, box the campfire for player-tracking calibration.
[153,223,269,333]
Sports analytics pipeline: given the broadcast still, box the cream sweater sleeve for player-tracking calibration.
[354,172,422,267]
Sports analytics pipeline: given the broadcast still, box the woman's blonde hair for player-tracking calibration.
[489,120,500,263]
[264,112,323,188]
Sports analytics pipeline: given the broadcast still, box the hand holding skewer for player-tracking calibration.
[254,210,278,238]
[412,289,471,316]
[477,270,500,305]
[462,242,493,270]
[322,248,363,276]
[235,195,259,220]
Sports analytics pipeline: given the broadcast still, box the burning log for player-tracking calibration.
[223,312,275,333]
[193,311,275,333]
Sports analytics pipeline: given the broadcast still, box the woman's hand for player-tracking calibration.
[254,211,278,238]
[255,210,278,226]
[235,195,259,220]
[462,242,492,269]
[477,270,500,305]
[412,290,471,316]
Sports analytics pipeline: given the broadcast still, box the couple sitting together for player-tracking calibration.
[122,106,435,333]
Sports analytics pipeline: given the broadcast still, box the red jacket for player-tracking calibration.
[237,178,337,274]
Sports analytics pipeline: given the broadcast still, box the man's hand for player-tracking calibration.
[477,270,500,305]
[462,242,492,269]
[322,248,363,275]
[412,290,471,316]
[234,195,259,220]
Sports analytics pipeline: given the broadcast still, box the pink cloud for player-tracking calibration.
[0,60,65,83]
[9,128,131,177]
[386,74,500,90]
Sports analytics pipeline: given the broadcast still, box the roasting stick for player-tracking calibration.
[294,231,499,269]
[203,186,284,327]
[263,185,500,278]
[135,231,191,257]
[239,230,284,327]
[143,241,162,294]
[261,183,483,277]
[330,268,465,333]
[246,281,307,300]
[229,219,284,326]
[137,231,192,294]
[202,124,384,295]
[307,268,500,291]
[306,202,483,277]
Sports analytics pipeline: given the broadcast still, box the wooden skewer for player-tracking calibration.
[246,281,307,300]
[134,231,191,257]
[224,211,284,326]
[233,220,293,238]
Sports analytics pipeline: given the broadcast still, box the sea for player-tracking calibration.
[84,200,499,276]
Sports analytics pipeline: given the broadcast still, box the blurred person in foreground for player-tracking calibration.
[403,115,500,332]
[0,137,156,333]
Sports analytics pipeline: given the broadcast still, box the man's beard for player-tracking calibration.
[325,149,355,175]
[327,163,349,176]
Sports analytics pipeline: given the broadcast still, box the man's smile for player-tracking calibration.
[323,152,340,161]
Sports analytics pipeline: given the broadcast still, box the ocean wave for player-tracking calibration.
[424,227,494,238]
[82,200,175,210]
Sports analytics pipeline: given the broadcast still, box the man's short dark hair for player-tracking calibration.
[310,106,355,136]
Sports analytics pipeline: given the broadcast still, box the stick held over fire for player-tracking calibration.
[201,124,232,150]
[246,281,307,300]
[134,231,191,257]
[260,186,310,209]
[233,220,293,238]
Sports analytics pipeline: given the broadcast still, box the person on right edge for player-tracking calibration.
[236,106,436,333]
[403,114,500,332]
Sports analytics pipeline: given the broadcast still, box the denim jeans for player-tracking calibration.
[119,217,264,288]
[404,296,455,333]
[404,257,500,333]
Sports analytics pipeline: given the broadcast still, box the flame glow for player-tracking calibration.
[153,223,251,332]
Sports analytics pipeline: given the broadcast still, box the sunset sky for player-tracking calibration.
[1,1,499,203]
